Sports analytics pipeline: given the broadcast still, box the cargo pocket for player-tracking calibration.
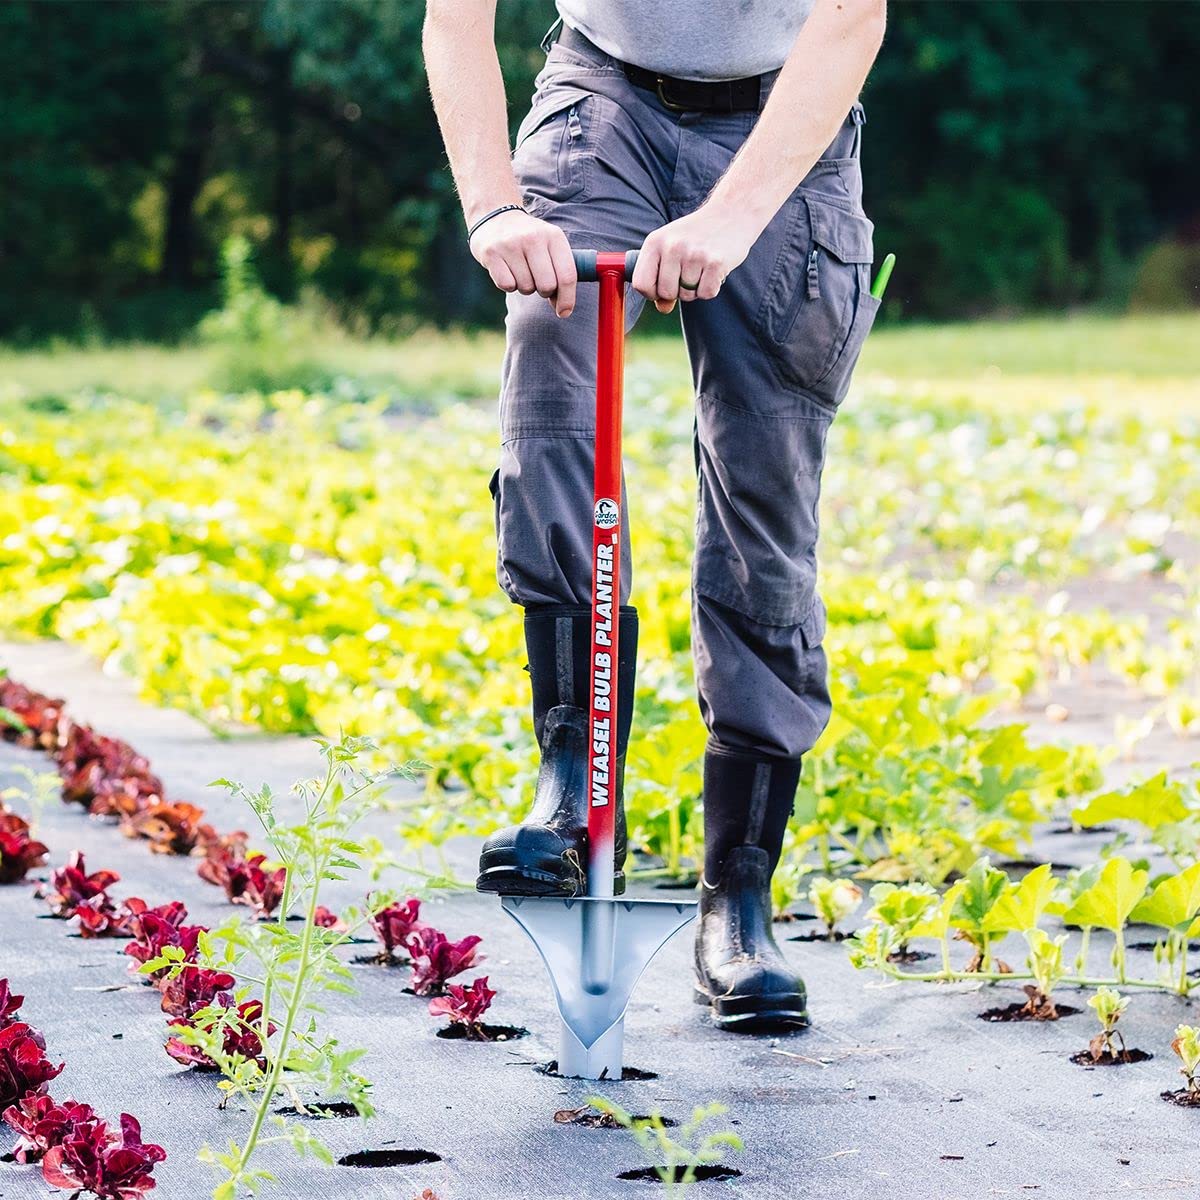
[488,466,516,601]
[692,391,830,628]
[756,193,880,410]
[511,86,594,216]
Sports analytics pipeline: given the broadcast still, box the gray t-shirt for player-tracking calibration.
[556,1,816,81]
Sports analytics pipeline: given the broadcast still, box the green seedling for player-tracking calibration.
[808,877,863,938]
[1086,987,1130,1063]
[1059,857,1148,983]
[1130,861,1200,994]
[1171,1025,1200,1096]
[1022,929,1068,1019]
[949,858,1008,972]
[0,765,61,835]
[148,734,410,1200]
[865,881,937,959]
[588,1099,743,1195]
[849,856,1199,998]
[771,858,814,922]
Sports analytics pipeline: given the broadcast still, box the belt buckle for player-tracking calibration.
[655,77,691,113]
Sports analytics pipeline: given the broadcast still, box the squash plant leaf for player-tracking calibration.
[1129,862,1200,933]
[1059,857,1148,932]
[949,859,1007,936]
[1070,773,1190,831]
[983,863,1058,934]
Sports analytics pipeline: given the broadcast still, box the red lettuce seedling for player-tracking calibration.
[123,900,206,982]
[0,812,48,884]
[56,724,164,817]
[313,905,348,933]
[0,1022,65,1108]
[0,979,24,1028]
[428,977,497,1039]
[120,801,215,857]
[38,852,121,919]
[198,845,286,918]
[159,967,237,1021]
[2,1094,99,1164]
[74,897,134,940]
[41,1113,166,1199]
[370,897,424,962]
[165,999,276,1072]
[0,680,65,750]
[407,929,483,996]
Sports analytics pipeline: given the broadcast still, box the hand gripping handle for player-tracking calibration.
[572,249,639,282]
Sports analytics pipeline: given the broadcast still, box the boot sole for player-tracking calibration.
[476,864,626,898]
[693,985,810,1032]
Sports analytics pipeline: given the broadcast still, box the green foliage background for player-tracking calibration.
[2,0,1198,339]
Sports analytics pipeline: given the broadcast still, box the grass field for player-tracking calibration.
[3,311,1197,409]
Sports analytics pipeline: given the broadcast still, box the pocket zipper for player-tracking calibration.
[807,249,821,300]
[558,104,584,187]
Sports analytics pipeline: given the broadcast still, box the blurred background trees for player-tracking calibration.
[2,0,1198,341]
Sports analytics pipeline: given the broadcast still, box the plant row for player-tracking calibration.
[1,726,508,1199]
[848,855,1200,999]
[0,977,166,1198]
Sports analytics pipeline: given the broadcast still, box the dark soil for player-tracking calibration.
[774,912,819,925]
[978,1002,1082,1023]
[887,948,934,964]
[1128,940,1200,953]
[351,953,409,968]
[337,1149,442,1168]
[788,929,852,943]
[435,1022,529,1042]
[1070,1048,1153,1067]
[554,1107,678,1129]
[1161,1089,1200,1108]
[276,1101,362,1118]
[618,1165,742,1183]
[537,1060,658,1081]
[1048,823,1115,836]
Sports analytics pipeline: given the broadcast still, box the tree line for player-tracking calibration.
[2,0,1197,341]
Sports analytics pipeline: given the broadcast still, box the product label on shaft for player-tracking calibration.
[594,498,619,529]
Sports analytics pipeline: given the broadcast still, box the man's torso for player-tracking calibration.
[554,0,817,81]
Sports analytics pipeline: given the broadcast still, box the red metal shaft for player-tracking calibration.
[586,253,627,898]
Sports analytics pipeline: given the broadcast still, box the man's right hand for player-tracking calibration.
[470,209,578,318]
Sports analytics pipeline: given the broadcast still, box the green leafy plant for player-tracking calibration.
[849,855,1198,997]
[770,857,813,921]
[1171,1025,1200,1096]
[588,1099,743,1194]
[1085,987,1130,1063]
[807,877,863,938]
[1129,861,1200,994]
[147,734,410,1199]
[1022,929,1068,1018]
[861,881,937,960]
[0,766,60,835]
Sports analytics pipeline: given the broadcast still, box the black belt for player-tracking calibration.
[558,25,763,113]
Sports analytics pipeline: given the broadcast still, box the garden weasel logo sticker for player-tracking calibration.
[594,498,619,530]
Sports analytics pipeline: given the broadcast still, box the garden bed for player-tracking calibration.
[3,648,1200,1198]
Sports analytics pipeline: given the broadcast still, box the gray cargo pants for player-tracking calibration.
[492,34,879,760]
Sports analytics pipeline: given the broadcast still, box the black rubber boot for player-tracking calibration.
[476,604,637,896]
[693,746,809,1031]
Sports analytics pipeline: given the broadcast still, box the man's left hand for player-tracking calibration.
[631,205,754,314]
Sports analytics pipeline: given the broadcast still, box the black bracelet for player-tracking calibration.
[467,204,526,244]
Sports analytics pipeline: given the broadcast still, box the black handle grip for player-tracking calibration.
[572,249,639,282]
